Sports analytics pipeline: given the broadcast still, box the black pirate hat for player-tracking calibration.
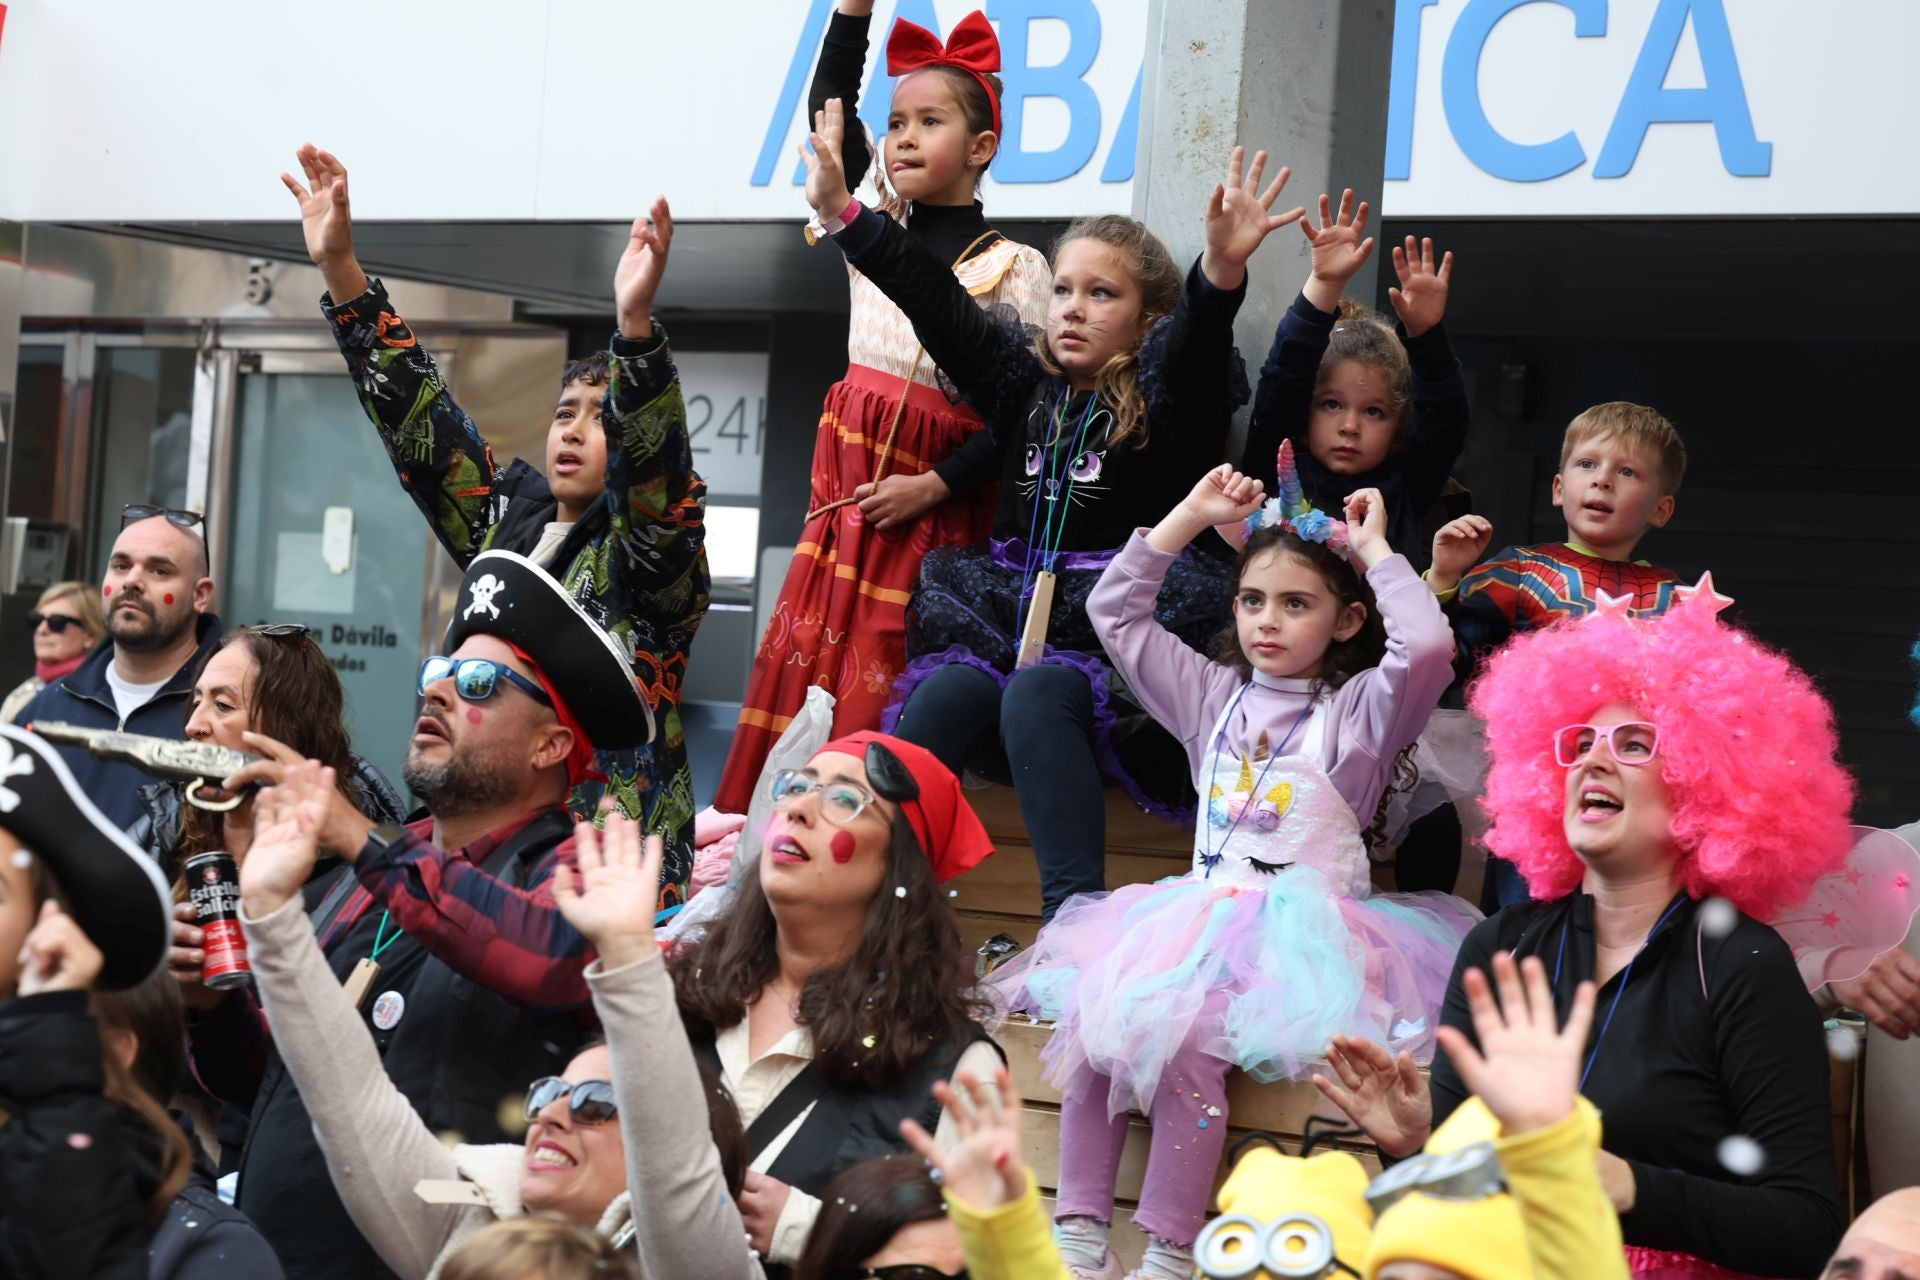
[0,725,171,990]
[443,549,653,751]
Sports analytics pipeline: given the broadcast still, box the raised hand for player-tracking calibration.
[281,144,353,266]
[238,759,336,920]
[1342,486,1391,567]
[1201,146,1306,290]
[1428,514,1493,593]
[552,810,665,971]
[901,1064,1027,1210]
[1388,235,1455,338]
[1301,190,1376,313]
[16,901,104,997]
[1436,952,1596,1137]
[227,731,372,860]
[1313,1033,1432,1159]
[615,197,674,341]
[800,97,854,222]
[1184,464,1267,528]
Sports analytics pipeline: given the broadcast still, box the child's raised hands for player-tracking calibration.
[1301,190,1376,312]
[615,197,674,340]
[281,143,354,268]
[1152,464,1265,554]
[1428,514,1493,594]
[800,98,853,223]
[1201,146,1306,291]
[1312,1034,1433,1159]
[1388,236,1455,338]
[1342,486,1391,567]
[901,1064,1027,1211]
[1436,952,1597,1137]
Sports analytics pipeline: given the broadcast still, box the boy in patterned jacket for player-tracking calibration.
[282,144,708,902]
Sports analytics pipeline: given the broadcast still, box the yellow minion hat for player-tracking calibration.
[1363,1099,1529,1280]
[1200,1145,1373,1278]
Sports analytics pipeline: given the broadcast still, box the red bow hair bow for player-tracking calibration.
[885,9,1003,137]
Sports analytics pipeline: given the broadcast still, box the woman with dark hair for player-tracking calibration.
[672,730,1000,1273]
[791,1156,967,1280]
[133,623,406,886]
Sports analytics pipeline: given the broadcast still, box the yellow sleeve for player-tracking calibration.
[1496,1099,1628,1280]
[944,1176,1074,1280]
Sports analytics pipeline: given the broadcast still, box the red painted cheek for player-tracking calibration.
[103,585,112,597]
[465,708,485,725]
[162,593,175,606]
[829,831,856,865]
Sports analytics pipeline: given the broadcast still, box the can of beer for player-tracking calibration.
[184,851,252,990]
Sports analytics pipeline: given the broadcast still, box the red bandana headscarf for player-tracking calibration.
[505,641,603,787]
[885,9,1003,138]
[815,731,994,882]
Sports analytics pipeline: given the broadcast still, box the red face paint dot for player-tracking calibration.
[465,708,485,725]
[162,593,175,605]
[103,585,113,597]
[829,831,856,865]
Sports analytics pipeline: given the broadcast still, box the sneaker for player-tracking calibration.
[1065,1252,1124,1280]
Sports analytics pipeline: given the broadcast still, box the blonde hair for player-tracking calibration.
[1034,214,1184,452]
[1318,299,1413,441]
[439,1218,642,1280]
[36,579,106,643]
[1559,401,1688,494]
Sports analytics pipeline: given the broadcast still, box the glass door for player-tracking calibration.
[220,360,431,792]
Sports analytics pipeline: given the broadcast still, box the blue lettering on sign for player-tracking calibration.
[1594,0,1770,177]
[1393,0,1770,184]
[753,0,1135,187]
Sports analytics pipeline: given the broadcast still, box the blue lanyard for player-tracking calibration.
[1015,391,1101,634]
[1197,684,1315,879]
[1554,895,1688,1091]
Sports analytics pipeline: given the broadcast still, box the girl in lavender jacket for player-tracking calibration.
[986,447,1479,1280]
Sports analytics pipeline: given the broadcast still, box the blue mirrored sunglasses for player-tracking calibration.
[418,656,552,707]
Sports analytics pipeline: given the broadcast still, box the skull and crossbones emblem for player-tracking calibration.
[463,573,506,621]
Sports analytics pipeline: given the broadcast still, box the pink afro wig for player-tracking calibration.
[1466,594,1855,921]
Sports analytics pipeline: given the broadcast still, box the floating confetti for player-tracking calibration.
[895,886,907,898]
[496,1096,530,1137]
[1717,1134,1765,1177]
[1206,1106,1221,1117]
[1197,1118,1209,1129]
[1827,1025,1861,1062]
[9,850,30,868]
[862,1035,876,1048]
[948,890,958,898]
[437,1130,466,1150]
[1698,897,1738,939]
[66,1133,92,1150]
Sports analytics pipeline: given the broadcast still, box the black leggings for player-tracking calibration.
[892,663,1106,920]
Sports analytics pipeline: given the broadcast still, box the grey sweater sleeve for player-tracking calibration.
[591,948,766,1280]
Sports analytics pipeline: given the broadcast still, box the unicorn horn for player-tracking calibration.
[1275,439,1311,522]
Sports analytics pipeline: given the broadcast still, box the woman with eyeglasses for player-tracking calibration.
[1,581,106,723]
[232,761,759,1280]
[671,731,1000,1276]
[1317,587,1920,1279]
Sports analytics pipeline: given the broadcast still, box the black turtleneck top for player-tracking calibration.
[807,8,999,267]
[1431,893,1843,1276]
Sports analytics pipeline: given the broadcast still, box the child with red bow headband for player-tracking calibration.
[714,3,1052,815]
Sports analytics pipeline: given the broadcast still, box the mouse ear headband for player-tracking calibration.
[1242,440,1351,553]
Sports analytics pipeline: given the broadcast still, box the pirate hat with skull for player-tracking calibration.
[444,550,654,751]
[4,724,172,989]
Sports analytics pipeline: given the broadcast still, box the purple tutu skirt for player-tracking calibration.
[988,870,1480,1118]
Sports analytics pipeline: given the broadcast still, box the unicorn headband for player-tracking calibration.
[1242,440,1351,554]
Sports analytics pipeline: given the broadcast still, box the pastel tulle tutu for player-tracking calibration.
[989,867,1481,1117]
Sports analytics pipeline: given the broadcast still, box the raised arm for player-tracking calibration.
[809,0,876,193]
[284,145,503,567]
[237,763,472,1280]
[605,199,711,704]
[805,99,1042,428]
[1386,236,1470,515]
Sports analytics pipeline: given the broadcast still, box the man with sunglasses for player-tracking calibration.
[14,505,222,828]
[283,145,709,908]
[219,549,659,1280]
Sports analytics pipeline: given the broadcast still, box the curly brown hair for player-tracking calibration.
[791,1155,949,1280]
[671,822,986,1089]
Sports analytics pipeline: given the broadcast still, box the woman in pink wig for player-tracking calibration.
[1318,579,1919,1280]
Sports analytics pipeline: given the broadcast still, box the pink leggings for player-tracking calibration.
[1051,997,1234,1248]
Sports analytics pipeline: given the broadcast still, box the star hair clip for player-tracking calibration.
[1241,439,1351,554]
